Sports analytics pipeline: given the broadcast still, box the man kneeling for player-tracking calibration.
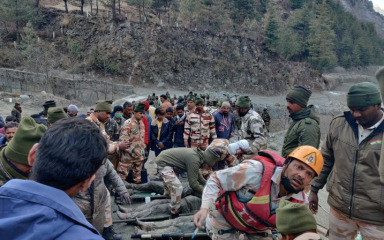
[194,146,323,240]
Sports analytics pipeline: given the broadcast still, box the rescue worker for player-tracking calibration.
[154,139,242,216]
[193,145,324,240]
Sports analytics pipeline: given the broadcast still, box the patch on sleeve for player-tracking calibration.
[370,140,382,145]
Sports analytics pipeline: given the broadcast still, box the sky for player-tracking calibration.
[371,0,384,9]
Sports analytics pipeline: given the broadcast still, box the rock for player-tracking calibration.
[20,95,30,100]
[157,82,165,88]
[40,91,47,97]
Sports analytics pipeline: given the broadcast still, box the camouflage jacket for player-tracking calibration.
[183,109,217,150]
[239,109,267,158]
[86,113,118,154]
[73,160,127,220]
[119,117,146,162]
[105,117,123,142]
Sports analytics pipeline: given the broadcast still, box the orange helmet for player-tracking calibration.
[287,145,324,176]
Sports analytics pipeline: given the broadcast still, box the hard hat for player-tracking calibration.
[287,145,324,176]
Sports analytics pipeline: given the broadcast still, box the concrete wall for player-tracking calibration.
[0,68,134,104]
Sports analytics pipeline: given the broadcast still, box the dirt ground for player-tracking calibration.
[0,82,360,240]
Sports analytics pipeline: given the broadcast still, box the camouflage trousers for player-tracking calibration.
[104,190,112,228]
[328,207,384,240]
[117,160,143,183]
[159,166,183,214]
[205,209,273,240]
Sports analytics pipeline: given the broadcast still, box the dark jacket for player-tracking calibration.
[155,148,219,195]
[281,105,320,157]
[312,111,384,225]
[150,118,173,150]
[0,179,102,239]
[213,111,234,140]
[173,113,187,146]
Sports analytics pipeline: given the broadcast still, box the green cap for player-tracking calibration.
[95,100,113,113]
[195,97,204,105]
[347,82,381,108]
[5,116,47,165]
[276,199,317,235]
[235,96,251,108]
[47,107,67,124]
[134,102,146,113]
[286,86,312,108]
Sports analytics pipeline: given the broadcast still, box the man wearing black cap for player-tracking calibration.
[309,82,384,239]
[11,102,22,122]
[281,86,320,158]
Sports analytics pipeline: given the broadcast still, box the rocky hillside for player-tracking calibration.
[332,0,384,39]
[37,10,324,95]
[1,0,383,96]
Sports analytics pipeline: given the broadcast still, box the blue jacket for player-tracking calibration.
[146,112,152,141]
[213,111,235,140]
[172,113,187,146]
[150,118,173,150]
[0,179,102,240]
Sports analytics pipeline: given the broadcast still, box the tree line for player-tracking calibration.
[0,0,383,72]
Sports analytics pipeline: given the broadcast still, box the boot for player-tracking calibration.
[102,226,122,240]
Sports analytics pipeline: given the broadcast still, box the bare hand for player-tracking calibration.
[158,142,165,149]
[193,208,209,229]
[120,191,131,205]
[308,191,319,214]
[119,141,131,151]
[184,142,189,148]
[235,147,248,161]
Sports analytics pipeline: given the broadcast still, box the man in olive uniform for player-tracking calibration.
[0,117,46,186]
[281,86,320,158]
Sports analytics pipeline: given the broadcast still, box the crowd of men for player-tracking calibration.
[1,68,384,240]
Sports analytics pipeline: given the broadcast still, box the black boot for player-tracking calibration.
[102,226,122,240]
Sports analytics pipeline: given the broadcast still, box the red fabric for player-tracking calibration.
[141,101,150,111]
[142,115,149,145]
[215,150,304,233]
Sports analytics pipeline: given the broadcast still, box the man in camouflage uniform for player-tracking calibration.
[185,96,196,113]
[184,97,217,150]
[154,139,239,216]
[118,102,146,183]
[85,100,131,240]
[261,108,271,132]
[235,96,267,159]
[86,101,121,155]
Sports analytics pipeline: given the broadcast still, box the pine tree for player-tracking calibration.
[307,0,337,70]
[277,26,301,59]
[264,3,280,53]
[0,0,41,43]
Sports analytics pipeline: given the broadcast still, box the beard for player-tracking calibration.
[281,175,302,194]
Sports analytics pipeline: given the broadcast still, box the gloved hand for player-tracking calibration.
[119,191,131,205]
